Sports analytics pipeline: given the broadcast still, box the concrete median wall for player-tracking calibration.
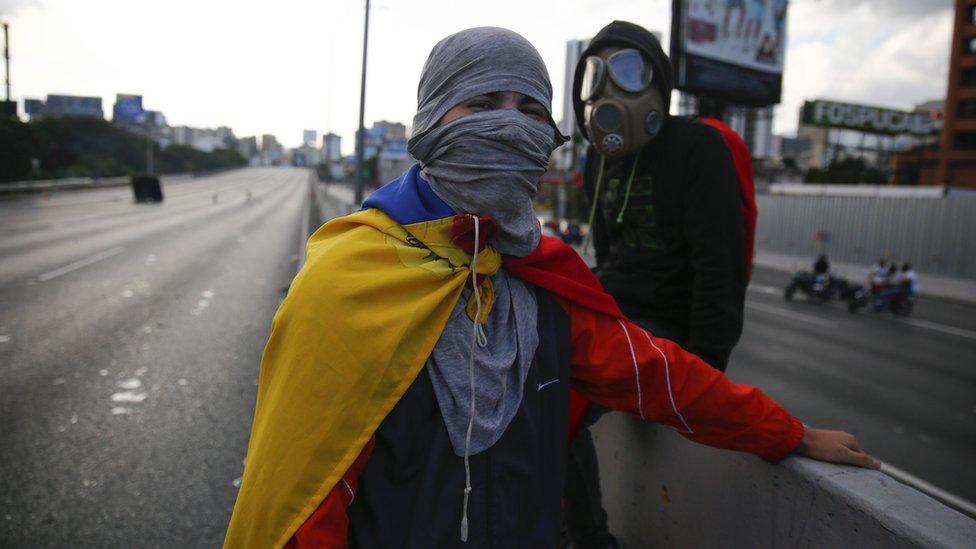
[755,194,976,280]
[0,167,244,194]
[592,414,976,548]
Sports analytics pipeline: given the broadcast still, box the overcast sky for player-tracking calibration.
[0,0,953,151]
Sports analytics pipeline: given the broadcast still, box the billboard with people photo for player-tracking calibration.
[671,0,788,106]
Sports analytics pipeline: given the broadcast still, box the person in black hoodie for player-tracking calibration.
[565,21,748,549]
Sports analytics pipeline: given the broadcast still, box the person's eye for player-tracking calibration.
[467,99,493,110]
[521,106,547,122]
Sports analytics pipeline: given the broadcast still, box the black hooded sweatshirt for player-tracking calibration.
[572,21,745,371]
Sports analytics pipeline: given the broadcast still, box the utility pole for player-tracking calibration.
[353,0,370,205]
[3,22,10,101]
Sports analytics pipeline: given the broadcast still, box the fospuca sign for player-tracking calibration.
[801,100,938,136]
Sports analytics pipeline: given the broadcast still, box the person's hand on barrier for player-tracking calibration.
[796,427,881,469]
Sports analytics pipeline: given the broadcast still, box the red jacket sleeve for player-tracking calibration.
[286,438,375,549]
[560,298,804,462]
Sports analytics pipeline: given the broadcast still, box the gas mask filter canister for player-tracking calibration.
[580,48,664,157]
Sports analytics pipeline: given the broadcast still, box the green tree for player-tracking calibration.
[0,118,35,181]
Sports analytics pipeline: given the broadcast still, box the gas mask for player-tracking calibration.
[580,48,665,158]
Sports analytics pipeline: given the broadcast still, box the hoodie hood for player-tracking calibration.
[572,20,674,140]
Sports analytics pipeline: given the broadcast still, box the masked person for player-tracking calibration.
[566,21,758,549]
[223,27,878,549]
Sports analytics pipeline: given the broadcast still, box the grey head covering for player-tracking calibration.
[408,27,568,257]
[411,26,564,140]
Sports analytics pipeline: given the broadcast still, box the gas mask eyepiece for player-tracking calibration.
[581,48,664,158]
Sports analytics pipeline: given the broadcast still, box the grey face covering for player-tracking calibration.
[407,26,568,257]
[411,110,557,256]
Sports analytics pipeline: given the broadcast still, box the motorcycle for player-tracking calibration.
[784,271,870,313]
[869,282,915,316]
[784,271,838,302]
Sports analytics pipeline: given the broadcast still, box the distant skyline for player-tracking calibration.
[0,0,953,153]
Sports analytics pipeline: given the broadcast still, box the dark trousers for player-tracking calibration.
[563,318,685,549]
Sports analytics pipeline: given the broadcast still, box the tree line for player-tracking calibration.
[0,116,247,183]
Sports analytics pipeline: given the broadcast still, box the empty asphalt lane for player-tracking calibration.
[0,168,309,548]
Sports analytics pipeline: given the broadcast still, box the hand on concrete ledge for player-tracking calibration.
[796,427,882,469]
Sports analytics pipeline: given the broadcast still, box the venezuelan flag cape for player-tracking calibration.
[225,169,622,549]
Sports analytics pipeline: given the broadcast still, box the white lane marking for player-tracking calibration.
[881,462,976,519]
[111,407,132,415]
[191,289,214,316]
[748,283,781,296]
[897,318,976,342]
[746,302,838,329]
[116,378,141,390]
[110,390,148,403]
[38,246,125,282]
[0,335,9,343]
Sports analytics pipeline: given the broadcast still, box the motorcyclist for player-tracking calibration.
[895,262,918,300]
[870,259,889,287]
[812,254,830,292]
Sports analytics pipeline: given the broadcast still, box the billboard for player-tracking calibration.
[24,98,45,115]
[113,94,144,123]
[45,95,103,118]
[671,0,788,106]
[801,100,939,136]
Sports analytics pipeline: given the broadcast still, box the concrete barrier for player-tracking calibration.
[0,167,243,195]
[592,414,976,548]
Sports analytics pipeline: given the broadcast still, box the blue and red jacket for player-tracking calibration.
[286,165,803,547]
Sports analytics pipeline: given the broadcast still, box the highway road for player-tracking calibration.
[0,170,974,547]
[0,168,310,547]
[734,266,976,505]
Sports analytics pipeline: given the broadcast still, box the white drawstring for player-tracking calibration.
[460,214,483,543]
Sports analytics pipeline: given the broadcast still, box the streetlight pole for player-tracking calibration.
[353,0,370,205]
[3,22,10,102]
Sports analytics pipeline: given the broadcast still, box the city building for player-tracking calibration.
[355,121,412,184]
[261,134,285,165]
[24,94,103,120]
[893,0,976,188]
[322,133,342,163]
[372,120,407,141]
[237,136,259,161]
[292,144,321,167]
[172,125,235,153]
[559,38,591,141]
[108,94,173,146]
[377,138,411,184]
[677,94,775,160]
[302,129,318,147]
[773,135,813,170]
